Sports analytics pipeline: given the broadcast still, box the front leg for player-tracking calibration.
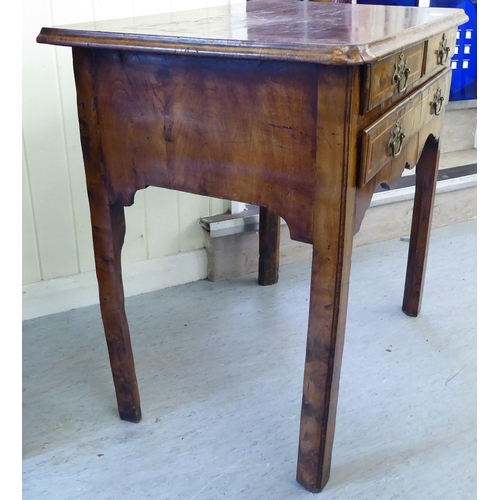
[296,65,358,492]
[73,47,141,422]
[88,195,142,423]
[296,215,356,492]
[403,134,440,317]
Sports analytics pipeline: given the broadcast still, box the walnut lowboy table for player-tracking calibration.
[37,1,467,493]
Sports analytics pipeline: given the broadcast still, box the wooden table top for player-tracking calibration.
[37,0,467,65]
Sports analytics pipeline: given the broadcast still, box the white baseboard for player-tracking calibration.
[22,250,208,321]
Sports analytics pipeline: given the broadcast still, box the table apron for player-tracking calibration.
[75,48,324,243]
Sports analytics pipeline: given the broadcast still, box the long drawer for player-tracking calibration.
[359,68,451,187]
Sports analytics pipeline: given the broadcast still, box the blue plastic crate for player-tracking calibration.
[430,0,477,100]
[357,0,477,101]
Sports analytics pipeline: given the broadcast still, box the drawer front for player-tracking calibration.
[425,29,458,77]
[362,42,425,113]
[359,69,451,187]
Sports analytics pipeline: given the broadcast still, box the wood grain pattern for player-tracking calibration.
[258,207,280,286]
[35,2,467,493]
[89,49,317,243]
[296,64,358,492]
[73,47,142,423]
[37,2,467,65]
[362,41,426,113]
[360,69,451,186]
[403,134,442,317]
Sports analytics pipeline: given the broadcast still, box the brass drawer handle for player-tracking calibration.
[431,87,444,115]
[438,33,450,65]
[389,121,405,158]
[393,53,411,93]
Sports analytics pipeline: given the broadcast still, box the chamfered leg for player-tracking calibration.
[296,213,356,492]
[403,134,441,317]
[88,196,142,423]
[296,64,358,493]
[258,206,280,286]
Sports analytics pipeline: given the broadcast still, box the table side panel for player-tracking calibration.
[87,50,319,242]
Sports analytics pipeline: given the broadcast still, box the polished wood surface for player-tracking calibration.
[37,1,466,64]
[72,48,142,423]
[403,134,441,317]
[360,69,452,186]
[37,1,467,493]
[258,207,280,286]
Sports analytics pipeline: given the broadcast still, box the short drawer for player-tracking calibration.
[359,69,451,187]
[425,29,458,77]
[361,41,425,113]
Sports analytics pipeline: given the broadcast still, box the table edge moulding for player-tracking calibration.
[36,0,468,493]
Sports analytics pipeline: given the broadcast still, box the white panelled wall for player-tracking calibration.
[22,0,238,319]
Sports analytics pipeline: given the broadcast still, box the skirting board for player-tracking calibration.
[22,249,207,321]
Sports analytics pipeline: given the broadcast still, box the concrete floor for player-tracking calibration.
[22,219,477,500]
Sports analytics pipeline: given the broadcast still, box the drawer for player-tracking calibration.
[425,29,458,77]
[359,69,451,187]
[361,42,425,113]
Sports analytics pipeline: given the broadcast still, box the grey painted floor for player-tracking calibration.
[22,220,477,500]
